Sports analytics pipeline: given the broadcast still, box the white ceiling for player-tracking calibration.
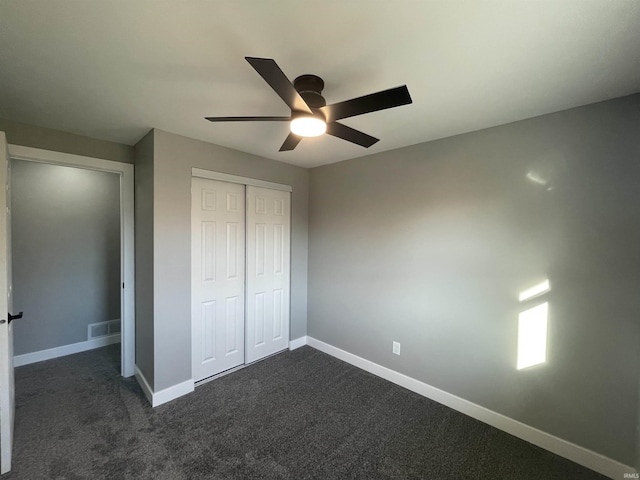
[1,1,639,168]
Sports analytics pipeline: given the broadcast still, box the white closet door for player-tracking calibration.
[191,178,245,381]
[246,186,291,363]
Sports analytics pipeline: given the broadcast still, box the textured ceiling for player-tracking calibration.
[1,1,639,168]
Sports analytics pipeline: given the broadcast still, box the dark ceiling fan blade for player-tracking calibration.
[321,85,412,123]
[245,57,313,115]
[326,122,379,148]
[279,132,302,152]
[205,116,291,122]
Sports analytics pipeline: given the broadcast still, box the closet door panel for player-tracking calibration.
[246,186,290,363]
[192,178,245,381]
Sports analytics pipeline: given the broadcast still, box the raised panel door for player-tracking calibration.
[245,186,290,363]
[191,178,245,381]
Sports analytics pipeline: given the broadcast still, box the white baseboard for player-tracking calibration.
[306,336,635,480]
[288,336,308,350]
[134,365,194,408]
[153,378,194,407]
[14,334,121,367]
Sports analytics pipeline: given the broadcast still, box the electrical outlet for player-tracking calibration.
[393,341,401,355]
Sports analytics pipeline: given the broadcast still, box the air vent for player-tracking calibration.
[87,319,121,340]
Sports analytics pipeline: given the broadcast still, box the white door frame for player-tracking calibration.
[8,145,135,378]
[0,132,14,474]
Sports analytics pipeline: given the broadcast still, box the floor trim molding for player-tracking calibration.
[134,366,194,408]
[306,336,634,480]
[153,378,194,407]
[288,336,308,350]
[14,334,121,367]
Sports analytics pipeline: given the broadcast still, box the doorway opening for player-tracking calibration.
[7,145,134,377]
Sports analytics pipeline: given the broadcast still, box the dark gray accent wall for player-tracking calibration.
[11,160,121,355]
[134,130,155,388]
[308,94,640,466]
[0,118,134,164]
[136,129,308,391]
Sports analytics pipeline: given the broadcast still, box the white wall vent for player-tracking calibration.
[87,319,121,340]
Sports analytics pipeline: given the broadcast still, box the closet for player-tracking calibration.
[191,173,291,382]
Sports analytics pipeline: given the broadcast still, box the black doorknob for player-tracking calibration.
[8,312,23,323]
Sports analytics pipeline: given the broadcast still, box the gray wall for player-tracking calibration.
[11,160,121,355]
[307,94,640,466]
[0,118,134,164]
[136,129,308,391]
[134,130,155,387]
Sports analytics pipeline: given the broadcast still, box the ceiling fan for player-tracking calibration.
[205,57,413,152]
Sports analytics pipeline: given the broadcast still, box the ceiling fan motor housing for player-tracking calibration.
[293,75,326,117]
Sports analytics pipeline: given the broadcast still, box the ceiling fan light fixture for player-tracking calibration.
[290,116,326,137]
[205,57,412,151]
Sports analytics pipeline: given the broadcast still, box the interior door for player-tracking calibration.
[191,177,245,382]
[245,186,291,364]
[0,132,14,474]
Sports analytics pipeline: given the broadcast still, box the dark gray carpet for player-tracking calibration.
[4,345,606,480]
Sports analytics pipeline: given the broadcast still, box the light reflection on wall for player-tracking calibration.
[517,279,550,370]
[519,279,550,301]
